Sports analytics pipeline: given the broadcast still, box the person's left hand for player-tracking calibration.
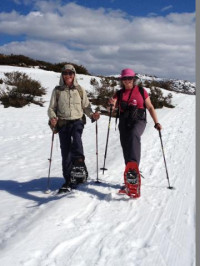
[154,123,162,131]
[92,112,100,121]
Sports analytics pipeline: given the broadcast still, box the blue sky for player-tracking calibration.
[0,0,196,81]
[0,0,195,16]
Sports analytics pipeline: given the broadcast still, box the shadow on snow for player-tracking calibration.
[0,177,64,206]
[0,177,125,205]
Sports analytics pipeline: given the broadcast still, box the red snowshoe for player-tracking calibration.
[119,162,141,198]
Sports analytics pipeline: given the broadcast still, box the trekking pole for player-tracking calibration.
[45,131,55,193]
[158,130,174,190]
[100,104,113,174]
[95,120,100,183]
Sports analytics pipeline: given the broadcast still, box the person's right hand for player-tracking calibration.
[92,112,100,121]
[107,98,117,113]
[50,118,58,127]
[108,98,116,106]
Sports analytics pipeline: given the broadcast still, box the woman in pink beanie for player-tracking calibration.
[109,68,162,194]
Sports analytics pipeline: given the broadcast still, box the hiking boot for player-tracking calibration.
[57,183,72,194]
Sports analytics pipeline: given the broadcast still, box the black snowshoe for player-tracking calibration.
[70,160,88,186]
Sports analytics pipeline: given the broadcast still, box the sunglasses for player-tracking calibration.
[62,71,74,76]
[121,77,134,81]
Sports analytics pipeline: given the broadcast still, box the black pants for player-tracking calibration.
[58,120,84,185]
[119,117,146,166]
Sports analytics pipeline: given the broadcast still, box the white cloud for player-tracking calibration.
[161,5,173,12]
[13,0,21,4]
[0,3,195,81]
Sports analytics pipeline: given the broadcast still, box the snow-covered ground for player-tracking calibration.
[0,66,195,266]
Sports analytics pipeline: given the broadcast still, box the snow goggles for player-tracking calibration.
[121,77,134,81]
[62,71,74,76]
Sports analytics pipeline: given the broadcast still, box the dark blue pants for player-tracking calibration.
[119,117,146,166]
[58,120,84,185]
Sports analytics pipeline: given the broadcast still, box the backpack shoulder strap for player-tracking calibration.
[76,85,83,100]
[138,86,147,121]
[76,85,87,122]
[138,86,146,109]
[116,88,123,103]
[55,86,64,102]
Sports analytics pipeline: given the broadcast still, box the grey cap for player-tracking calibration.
[61,64,76,73]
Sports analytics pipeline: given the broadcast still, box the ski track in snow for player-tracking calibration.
[0,66,195,266]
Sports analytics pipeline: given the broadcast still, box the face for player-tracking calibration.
[62,70,75,86]
[121,76,134,89]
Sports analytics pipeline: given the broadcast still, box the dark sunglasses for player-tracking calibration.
[121,76,134,81]
[62,71,74,76]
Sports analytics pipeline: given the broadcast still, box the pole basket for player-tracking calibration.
[100,167,108,171]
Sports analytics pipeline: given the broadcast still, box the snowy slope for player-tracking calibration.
[0,66,195,266]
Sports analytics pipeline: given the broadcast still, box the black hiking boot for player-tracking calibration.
[57,183,72,194]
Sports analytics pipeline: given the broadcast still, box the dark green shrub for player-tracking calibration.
[110,79,118,87]
[0,88,34,108]
[149,87,174,109]
[90,78,99,86]
[0,54,91,75]
[88,77,117,116]
[4,72,46,96]
[163,93,174,108]
[47,62,90,75]
[0,71,46,108]
[144,80,151,88]
[143,79,173,91]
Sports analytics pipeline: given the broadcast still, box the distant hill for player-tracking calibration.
[0,54,90,75]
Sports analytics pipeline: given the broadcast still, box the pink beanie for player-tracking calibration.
[120,68,135,78]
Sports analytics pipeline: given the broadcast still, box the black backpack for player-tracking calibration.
[115,86,147,129]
